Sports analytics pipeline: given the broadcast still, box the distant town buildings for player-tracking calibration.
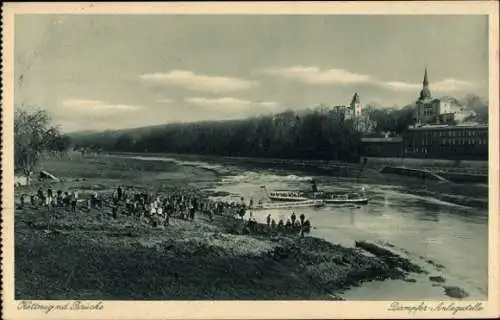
[415,68,476,125]
[360,122,488,160]
[332,92,373,133]
[359,67,488,161]
[403,122,488,160]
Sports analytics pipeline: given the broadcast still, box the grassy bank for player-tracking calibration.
[15,155,417,300]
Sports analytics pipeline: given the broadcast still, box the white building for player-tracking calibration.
[415,68,475,124]
[330,93,373,132]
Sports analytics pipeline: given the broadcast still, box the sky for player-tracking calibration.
[14,14,488,132]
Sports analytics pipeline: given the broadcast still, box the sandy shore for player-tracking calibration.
[14,155,431,300]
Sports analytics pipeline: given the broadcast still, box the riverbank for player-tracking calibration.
[104,152,488,210]
[361,156,488,173]
[15,155,425,300]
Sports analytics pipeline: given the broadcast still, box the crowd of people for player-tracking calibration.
[19,185,311,234]
[19,188,80,213]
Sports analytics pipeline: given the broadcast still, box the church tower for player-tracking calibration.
[350,92,362,117]
[416,67,441,125]
[418,67,432,101]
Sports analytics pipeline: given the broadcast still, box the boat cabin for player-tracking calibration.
[270,191,302,198]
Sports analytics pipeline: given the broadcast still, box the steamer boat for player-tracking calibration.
[262,180,369,205]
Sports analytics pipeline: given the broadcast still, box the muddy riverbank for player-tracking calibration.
[15,155,427,300]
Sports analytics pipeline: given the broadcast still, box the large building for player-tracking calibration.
[360,122,488,160]
[403,123,488,160]
[415,68,474,125]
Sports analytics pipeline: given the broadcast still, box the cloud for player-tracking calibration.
[380,78,476,93]
[260,65,476,95]
[185,97,278,111]
[382,81,421,91]
[61,99,141,113]
[139,70,259,93]
[259,66,372,85]
[432,78,476,92]
[156,98,175,103]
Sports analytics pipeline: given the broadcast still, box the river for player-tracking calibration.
[126,154,489,300]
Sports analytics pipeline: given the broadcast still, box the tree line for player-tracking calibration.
[16,93,486,177]
[71,94,488,161]
[72,109,364,162]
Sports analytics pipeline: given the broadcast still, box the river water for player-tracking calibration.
[127,155,489,300]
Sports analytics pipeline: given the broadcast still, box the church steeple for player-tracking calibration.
[423,67,429,87]
[419,67,432,100]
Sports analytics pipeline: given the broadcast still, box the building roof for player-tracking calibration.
[418,67,432,100]
[417,97,439,104]
[409,123,488,130]
[419,87,432,100]
[361,137,403,143]
[439,95,462,105]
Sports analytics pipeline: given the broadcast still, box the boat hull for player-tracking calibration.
[254,199,324,210]
[265,188,369,205]
[323,198,369,205]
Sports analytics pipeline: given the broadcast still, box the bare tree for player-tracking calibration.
[14,108,62,185]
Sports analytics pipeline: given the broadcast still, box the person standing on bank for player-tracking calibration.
[117,186,123,201]
[299,213,306,238]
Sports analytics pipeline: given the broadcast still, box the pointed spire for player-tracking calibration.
[418,67,432,100]
[423,67,429,87]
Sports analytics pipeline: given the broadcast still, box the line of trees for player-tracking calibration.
[72,108,364,162]
[15,108,72,184]
[69,93,488,162]
[365,104,417,134]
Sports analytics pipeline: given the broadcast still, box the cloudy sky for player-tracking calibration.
[15,14,488,132]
